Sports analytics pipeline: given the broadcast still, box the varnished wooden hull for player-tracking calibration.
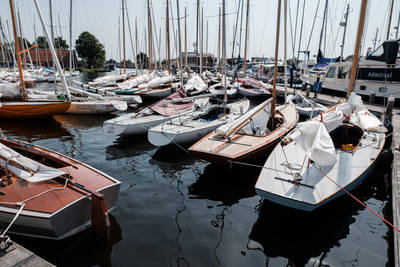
[0,101,71,119]
[0,138,121,239]
[189,104,299,165]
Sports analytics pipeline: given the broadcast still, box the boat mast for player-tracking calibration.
[340,3,350,62]
[206,20,208,66]
[8,0,27,100]
[135,17,140,73]
[200,6,203,75]
[196,0,199,72]
[387,0,394,40]
[272,0,282,119]
[122,0,126,74]
[318,0,328,61]
[296,0,305,62]
[284,0,288,102]
[166,0,171,74]
[175,0,183,85]
[147,0,152,72]
[17,9,26,70]
[231,0,241,60]
[69,0,73,85]
[347,0,368,97]
[237,0,244,63]
[184,6,188,70]
[222,0,227,104]
[33,0,71,100]
[217,7,221,73]
[292,0,300,60]
[396,9,400,39]
[243,0,250,77]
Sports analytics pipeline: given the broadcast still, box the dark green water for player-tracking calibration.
[0,71,393,266]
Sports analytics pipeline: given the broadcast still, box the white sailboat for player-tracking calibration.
[148,98,250,147]
[255,0,387,211]
[255,93,386,211]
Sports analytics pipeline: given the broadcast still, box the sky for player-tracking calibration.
[0,0,399,62]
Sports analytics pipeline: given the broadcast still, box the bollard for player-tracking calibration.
[369,92,376,104]
[385,96,395,122]
[305,84,311,97]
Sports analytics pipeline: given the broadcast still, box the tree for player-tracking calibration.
[75,31,105,69]
[36,36,68,49]
[54,36,69,49]
[136,52,148,68]
[106,59,117,64]
[36,36,48,48]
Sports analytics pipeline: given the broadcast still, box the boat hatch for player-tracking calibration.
[330,124,363,152]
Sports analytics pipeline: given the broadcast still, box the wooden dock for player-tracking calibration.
[0,240,54,267]
[392,112,400,267]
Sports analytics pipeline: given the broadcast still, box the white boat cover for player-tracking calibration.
[0,143,65,182]
[184,75,208,94]
[215,98,271,138]
[0,83,21,100]
[138,75,174,89]
[351,109,387,133]
[118,73,156,90]
[289,120,337,166]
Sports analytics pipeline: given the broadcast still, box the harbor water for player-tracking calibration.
[0,71,394,266]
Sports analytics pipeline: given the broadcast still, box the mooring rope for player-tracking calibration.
[312,163,400,233]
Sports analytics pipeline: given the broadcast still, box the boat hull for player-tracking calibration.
[0,102,71,119]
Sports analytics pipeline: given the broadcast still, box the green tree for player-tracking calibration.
[54,36,69,49]
[106,59,117,64]
[136,52,148,68]
[75,31,105,69]
[36,36,48,48]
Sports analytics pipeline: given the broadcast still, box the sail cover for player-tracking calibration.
[290,121,337,166]
[0,143,65,182]
[149,90,194,117]
[215,98,272,138]
[0,83,21,100]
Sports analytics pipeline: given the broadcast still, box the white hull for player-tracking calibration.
[255,127,385,211]
[148,100,250,147]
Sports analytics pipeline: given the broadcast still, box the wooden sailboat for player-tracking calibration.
[189,0,298,164]
[0,0,70,119]
[255,0,387,211]
[0,137,120,239]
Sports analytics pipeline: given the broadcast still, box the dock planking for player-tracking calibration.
[0,241,54,267]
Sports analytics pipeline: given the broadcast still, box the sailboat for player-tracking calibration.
[188,0,298,164]
[0,137,121,239]
[103,77,208,136]
[255,0,387,211]
[0,0,70,119]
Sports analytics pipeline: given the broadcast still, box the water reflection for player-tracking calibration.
[0,117,71,142]
[106,135,154,161]
[12,215,122,267]
[248,155,392,266]
[53,114,116,129]
[188,163,260,206]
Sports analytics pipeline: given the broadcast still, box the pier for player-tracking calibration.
[0,240,54,266]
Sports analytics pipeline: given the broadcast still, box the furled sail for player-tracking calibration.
[0,143,65,182]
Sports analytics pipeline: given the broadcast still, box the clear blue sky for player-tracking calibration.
[0,0,399,62]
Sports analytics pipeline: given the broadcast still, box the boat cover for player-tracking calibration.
[0,143,65,182]
[184,75,208,94]
[289,120,337,166]
[0,83,21,100]
[138,76,174,89]
[118,73,156,90]
[149,89,194,117]
[215,98,271,138]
